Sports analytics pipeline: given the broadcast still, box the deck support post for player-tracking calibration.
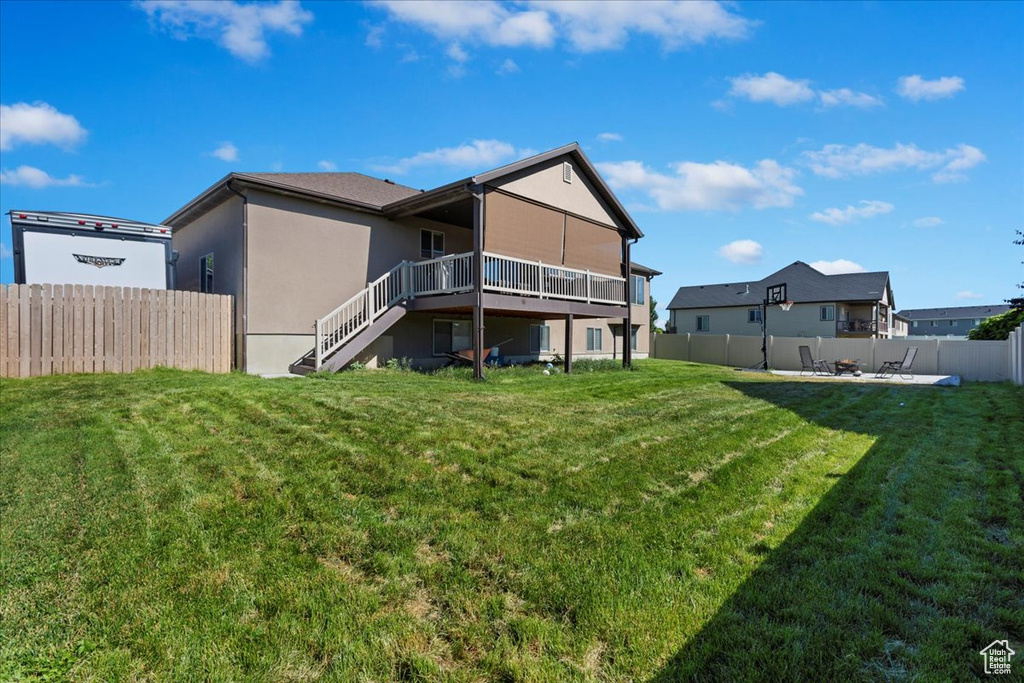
[622,236,633,368]
[472,185,485,380]
[564,313,573,374]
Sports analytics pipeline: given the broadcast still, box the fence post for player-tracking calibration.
[936,339,942,376]
[869,337,876,373]
[724,334,730,366]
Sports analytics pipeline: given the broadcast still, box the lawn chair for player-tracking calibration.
[876,347,918,380]
[799,345,832,376]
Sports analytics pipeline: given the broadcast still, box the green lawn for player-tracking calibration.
[1,361,1021,682]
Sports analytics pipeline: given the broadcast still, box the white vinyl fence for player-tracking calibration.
[651,331,1023,383]
[1009,323,1024,386]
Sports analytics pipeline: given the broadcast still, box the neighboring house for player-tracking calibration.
[898,304,1010,338]
[891,312,910,338]
[667,261,896,339]
[166,143,654,375]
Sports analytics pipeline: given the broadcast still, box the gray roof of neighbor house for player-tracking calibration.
[164,143,643,239]
[897,304,1010,320]
[668,261,891,310]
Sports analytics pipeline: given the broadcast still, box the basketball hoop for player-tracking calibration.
[779,300,794,311]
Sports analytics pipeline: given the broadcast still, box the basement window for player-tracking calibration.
[586,327,603,351]
[530,324,550,353]
[433,319,471,356]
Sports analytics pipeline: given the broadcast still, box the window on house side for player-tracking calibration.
[433,320,470,355]
[631,275,645,305]
[199,253,214,293]
[421,229,444,259]
[586,327,602,351]
[696,315,710,332]
[748,308,762,323]
[820,305,834,321]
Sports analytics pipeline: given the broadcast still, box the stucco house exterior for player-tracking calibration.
[667,261,896,339]
[166,143,655,376]
[898,304,1010,338]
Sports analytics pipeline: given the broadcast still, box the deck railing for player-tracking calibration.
[314,251,626,369]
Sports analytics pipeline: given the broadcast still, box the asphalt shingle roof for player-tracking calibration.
[241,172,421,208]
[897,305,1010,320]
[667,261,890,310]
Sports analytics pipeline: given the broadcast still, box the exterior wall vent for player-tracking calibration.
[563,161,573,184]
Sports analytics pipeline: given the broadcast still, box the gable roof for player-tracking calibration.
[381,143,642,238]
[164,143,642,239]
[897,304,1010,320]
[667,261,891,310]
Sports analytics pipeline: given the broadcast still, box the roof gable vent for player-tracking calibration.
[563,161,573,184]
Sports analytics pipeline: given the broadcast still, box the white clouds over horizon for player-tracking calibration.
[955,290,984,300]
[718,239,763,264]
[318,160,338,171]
[138,0,313,62]
[810,200,894,225]
[496,58,520,75]
[369,0,754,55]
[725,72,882,109]
[0,102,87,151]
[896,75,965,101]
[597,132,623,142]
[809,259,866,275]
[597,158,802,212]
[371,139,534,175]
[802,142,986,183]
[913,216,944,228]
[0,165,91,189]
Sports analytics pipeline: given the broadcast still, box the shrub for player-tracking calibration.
[967,308,1024,340]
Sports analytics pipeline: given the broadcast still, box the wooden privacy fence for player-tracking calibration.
[0,284,233,378]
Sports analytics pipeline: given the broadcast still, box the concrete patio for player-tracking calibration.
[768,369,961,386]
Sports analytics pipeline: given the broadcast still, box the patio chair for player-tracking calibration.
[876,347,918,380]
[799,345,832,376]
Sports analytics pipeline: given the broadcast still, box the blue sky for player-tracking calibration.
[1,0,1021,320]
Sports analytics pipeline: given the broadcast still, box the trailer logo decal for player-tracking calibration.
[73,254,126,268]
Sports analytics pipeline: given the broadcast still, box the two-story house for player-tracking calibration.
[898,304,1010,338]
[667,261,896,339]
[166,143,655,376]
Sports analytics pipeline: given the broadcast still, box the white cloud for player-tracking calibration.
[0,242,12,259]
[373,139,531,175]
[0,165,90,189]
[534,0,755,52]
[809,259,865,275]
[912,216,943,228]
[818,88,883,109]
[802,142,985,183]
[596,158,802,211]
[718,239,763,264]
[597,132,623,142]
[318,160,338,171]
[496,58,520,75]
[209,142,239,162]
[896,75,965,102]
[956,290,984,300]
[446,41,469,62]
[809,200,894,225]
[0,102,87,151]
[138,0,313,62]
[364,23,385,48]
[728,72,814,106]
[370,0,754,52]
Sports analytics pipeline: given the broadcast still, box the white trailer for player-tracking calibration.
[9,210,177,289]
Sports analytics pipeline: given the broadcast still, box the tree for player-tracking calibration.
[650,296,661,332]
[968,308,1024,340]
[1007,229,1024,311]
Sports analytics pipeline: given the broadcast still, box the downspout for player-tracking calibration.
[226,180,248,372]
